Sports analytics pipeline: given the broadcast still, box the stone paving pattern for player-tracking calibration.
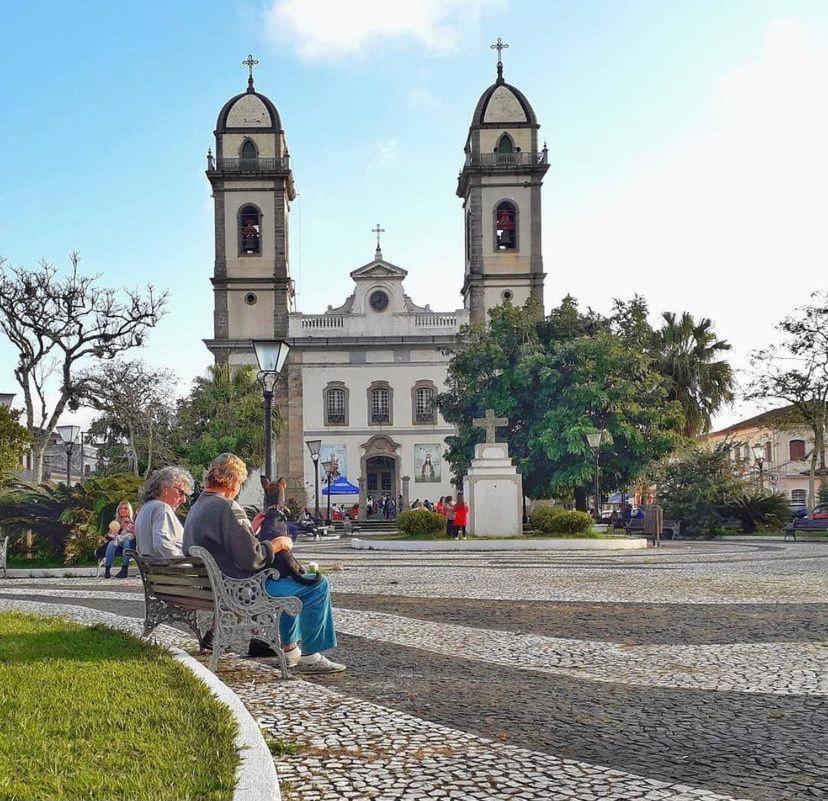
[0,540,826,800]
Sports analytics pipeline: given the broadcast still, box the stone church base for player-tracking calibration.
[350,537,649,552]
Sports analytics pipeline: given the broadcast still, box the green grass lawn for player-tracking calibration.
[0,612,239,801]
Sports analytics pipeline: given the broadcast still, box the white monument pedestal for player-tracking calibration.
[466,442,523,537]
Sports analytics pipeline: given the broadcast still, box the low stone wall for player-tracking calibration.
[351,537,649,551]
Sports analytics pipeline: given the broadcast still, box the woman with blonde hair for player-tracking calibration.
[102,500,136,579]
[183,453,345,673]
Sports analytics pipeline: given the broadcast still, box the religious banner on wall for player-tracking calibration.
[320,444,347,481]
[414,444,442,483]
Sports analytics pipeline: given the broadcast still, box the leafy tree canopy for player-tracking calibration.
[437,299,685,504]
[172,364,281,479]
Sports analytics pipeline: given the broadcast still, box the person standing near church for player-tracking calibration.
[453,495,468,539]
[444,496,456,538]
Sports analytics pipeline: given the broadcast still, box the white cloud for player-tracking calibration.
[264,0,501,61]
[374,137,401,166]
[407,86,443,110]
[550,19,828,427]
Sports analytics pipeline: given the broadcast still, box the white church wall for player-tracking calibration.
[225,191,278,278]
[227,289,275,339]
[479,128,533,153]
[222,132,280,159]
[481,183,532,275]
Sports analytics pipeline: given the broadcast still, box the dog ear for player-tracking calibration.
[260,475,271,490]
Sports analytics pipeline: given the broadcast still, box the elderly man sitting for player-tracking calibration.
[135,466,195,559]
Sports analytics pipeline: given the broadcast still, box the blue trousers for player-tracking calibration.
[104,539,135,569]
[264,574,337,655]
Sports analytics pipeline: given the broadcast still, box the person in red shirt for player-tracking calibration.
[435,497,446,516]
[453,495,469,539]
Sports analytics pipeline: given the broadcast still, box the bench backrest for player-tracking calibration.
[126,549,215,611]
[793,518,828,530]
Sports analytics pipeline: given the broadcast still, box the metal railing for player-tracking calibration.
[464,151,547,168]
[370,412,391,424]
[415,411,435,424]
[414,314,458,327]
[301,315,345,329]
[213,156,290,173]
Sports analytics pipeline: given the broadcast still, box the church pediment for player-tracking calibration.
[350,259,408,281]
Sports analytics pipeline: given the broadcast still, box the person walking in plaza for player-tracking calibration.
[135,467,194,559]
[445,495,456,539]
[183,453,345,673]
[453,495,468,539]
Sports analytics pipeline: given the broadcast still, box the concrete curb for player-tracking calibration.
[3,567,136,578]
[351,536,649,551]
[167,647,280,801]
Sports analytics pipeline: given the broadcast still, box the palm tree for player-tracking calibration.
[654,312,734,437]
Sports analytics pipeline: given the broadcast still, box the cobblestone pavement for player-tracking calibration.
[0,540,826,800]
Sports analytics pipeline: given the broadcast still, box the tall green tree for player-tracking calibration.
[173,364,281,477]
[437,300,684,508]
[0,405,31,480]
[652,311,734,437]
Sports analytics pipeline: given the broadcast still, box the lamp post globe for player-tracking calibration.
[321,459,333,524]
[751,443,766,490]
[585,429,613,519]
[306,439,322,521]
[56,424,81,486]
[253,339,290,502]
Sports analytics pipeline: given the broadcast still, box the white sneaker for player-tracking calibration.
[296,653,347,673]
[284,647,302,668]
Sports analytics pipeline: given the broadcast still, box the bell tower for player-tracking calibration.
[457,39,549,324]
[204,54,296,365]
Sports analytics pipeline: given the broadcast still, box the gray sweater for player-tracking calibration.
[183,491,275,578]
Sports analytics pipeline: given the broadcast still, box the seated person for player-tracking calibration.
[101,501,136,579]
[297,508,318,535]
[135,466,194,559]
[183,453,345,674]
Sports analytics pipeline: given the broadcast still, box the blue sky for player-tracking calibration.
[2,0,827,430]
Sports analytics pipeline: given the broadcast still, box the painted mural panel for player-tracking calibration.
[414,443,442,483]
[320,444,347,481]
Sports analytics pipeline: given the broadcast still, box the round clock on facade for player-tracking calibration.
[369,290,389,311]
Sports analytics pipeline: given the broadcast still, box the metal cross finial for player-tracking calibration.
[490,37,509,81]
[473,408,509,444]
[242,53,259,90]
[372,223,386,258]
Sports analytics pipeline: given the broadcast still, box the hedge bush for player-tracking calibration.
[529,505,594,536]
[396,508,447,537]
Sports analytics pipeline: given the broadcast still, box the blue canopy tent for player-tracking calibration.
[322,476,359,496]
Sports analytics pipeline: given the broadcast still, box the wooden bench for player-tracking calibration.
[624,518,682,540]
[0,536,8,578]
[784,518,828,541]
[126,546,302,676]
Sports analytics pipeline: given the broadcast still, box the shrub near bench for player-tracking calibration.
[529,506,594,537]
[396,509,447,537]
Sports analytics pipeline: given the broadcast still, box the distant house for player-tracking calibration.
[18,431,97,486]
[702,406,823,505]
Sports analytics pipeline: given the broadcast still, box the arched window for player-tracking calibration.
[238,204,261,255]
[324,383,348,426]
[789,439,806,461]
[764,441,772,463]
[240,139,258,170]
[494,200,518,251]
[412,381,436,424]
[368,382,392,425]
[791,489,807,504]
[495,133,514,154]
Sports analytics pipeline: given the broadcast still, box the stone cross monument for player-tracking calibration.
[465,408,523,537]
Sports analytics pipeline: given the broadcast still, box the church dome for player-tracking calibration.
[216,86,282,132]
[470,77,537,129]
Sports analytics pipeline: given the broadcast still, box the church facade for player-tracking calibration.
[203,52,548,511]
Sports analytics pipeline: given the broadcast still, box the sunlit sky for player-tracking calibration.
[1,0,827,432]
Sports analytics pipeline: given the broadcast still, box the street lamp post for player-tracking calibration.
[322,459,333,525]
[306,439,322,521]
[585,429,613,519]
[56,424,81,486]
[751,443,766,491]
[253,340,291,488]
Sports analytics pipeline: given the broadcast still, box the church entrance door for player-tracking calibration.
[366,455,396,517]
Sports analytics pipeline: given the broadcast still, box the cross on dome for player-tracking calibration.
[490,37,509,82]
[242,53,259,91]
